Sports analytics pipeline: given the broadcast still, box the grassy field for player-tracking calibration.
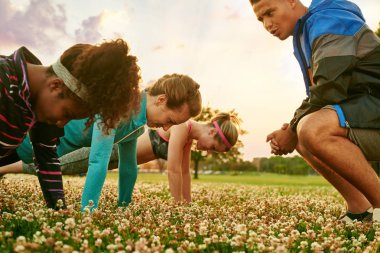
[106,171,330,186]
[2,173,380,252]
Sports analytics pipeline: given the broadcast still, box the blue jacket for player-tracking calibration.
[17,92,147,210]
[290,0,380,130]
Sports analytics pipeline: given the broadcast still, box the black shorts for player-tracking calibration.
[148,129,169,160]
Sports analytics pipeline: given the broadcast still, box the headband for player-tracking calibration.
[51,59,87,101]
[213,121,232,149]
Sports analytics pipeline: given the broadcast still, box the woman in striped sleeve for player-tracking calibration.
[0,38,141,209]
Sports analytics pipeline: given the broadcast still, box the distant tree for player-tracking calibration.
[156,159,166,173]
[191,106,247,179]
[376,22,380,37]
[260,155,312,175]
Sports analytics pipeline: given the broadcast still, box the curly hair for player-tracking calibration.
[249,0,261,4]
[58,38,141,133]
[145,74,202,117]
[210,112,241,147]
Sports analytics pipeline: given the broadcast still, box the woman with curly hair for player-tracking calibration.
[0,38,141,209]
[0,74,202,210]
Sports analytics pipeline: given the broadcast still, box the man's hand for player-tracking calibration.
[266,123,298,155]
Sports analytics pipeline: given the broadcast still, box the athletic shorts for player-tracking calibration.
[148,129,168,160]
[324,105,380,162]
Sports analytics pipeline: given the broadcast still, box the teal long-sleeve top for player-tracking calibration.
[16,92,147,211]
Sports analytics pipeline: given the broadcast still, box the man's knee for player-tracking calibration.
[297,109,346,149]
[297,114,323,148]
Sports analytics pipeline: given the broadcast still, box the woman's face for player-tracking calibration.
[146,95,191,131]
[34,80,88,127]
[196,128,229,153]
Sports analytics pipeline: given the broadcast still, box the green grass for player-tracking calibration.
[106,171,329,186]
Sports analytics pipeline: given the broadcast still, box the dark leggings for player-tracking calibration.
[0,152,20,166]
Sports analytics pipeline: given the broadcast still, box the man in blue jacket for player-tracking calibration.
[250,0,380,223]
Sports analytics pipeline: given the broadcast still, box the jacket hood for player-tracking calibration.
[308,0,364,22]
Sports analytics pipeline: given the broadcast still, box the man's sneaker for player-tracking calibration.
[372,208,380,223]
[339,208,373,223]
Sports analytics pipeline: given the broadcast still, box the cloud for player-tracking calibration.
[75,14,102,43]
[223,5,242,20]
[0,0,68,53]
[152,45,164,52]
[176,43,185,49]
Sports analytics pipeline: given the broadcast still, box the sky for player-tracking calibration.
[1,0,379,161]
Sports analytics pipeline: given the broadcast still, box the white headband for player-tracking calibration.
[51,59,87,101]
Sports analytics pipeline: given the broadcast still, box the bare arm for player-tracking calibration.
[166,123,189,202]
[181,142,192,202]
[0,161,24,175]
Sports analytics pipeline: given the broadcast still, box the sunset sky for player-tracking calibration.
[2,0,380,160]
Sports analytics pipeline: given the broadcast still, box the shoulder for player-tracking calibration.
[167,122,190,144]
[305,1,365,43]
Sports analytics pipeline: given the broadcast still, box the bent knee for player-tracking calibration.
[297,109,347,148]
[297,114,325,145]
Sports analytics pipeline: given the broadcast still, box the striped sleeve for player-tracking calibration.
[29,122,65,209]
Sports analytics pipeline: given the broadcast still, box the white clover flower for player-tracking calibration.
[299,241,308,249]
[184,223,191,233]
[358,234,367,243]
[316,215,324,224]
[203,237,211,245]
[62,245,73,252]
[176,246,186,253]
[64,218,76,229]
[198,244,207,250]
[56,199,64,209]
[4,231,13,237]
[95,238,102,247]
[257,243,265,251]
[165,248,175,253]
[152,235,161,245]
[33,231,46,244]
[235,224,247,234]
[199,225,208,236]
[125,244,132,252]
[82,207,91,214]
[188,231,196,240]
[276,244,287,253]
[14,245,25,252]
[220,234,229,243]
[217,225,224,233]
[2,212,12,220]
[107,244,117,251]
[188,242,196,250]
[82,216,92,224]
[310,242,322,251]
[211,234,219,243]
[115,236,122,244]
[93,230,101,238]
[16,236,26,243]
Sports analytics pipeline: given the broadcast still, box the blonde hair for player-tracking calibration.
[210,112,240,147]
[145,74,202,117]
